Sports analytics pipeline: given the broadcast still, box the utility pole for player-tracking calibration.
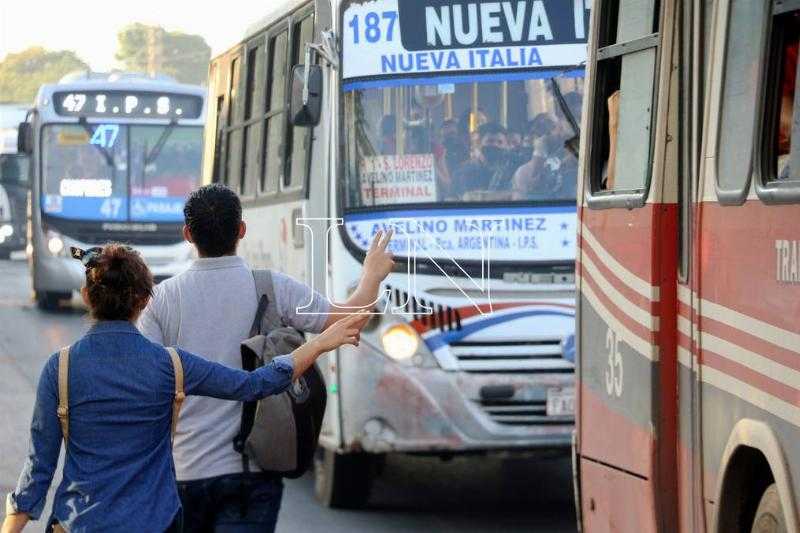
[146,26,162,77]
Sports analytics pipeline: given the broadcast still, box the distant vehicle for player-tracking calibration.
[205,0,589,508]
[0,121,30,259]
[18,72,207,309]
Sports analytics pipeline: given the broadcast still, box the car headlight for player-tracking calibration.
[0,224,12,238]
[381,323,420,361]
[46,230,65,256]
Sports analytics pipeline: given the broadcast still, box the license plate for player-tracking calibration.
[546,387,575,417]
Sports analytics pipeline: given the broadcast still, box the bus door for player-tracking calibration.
[577,1,678,531]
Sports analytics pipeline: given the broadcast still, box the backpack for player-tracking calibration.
[232,269,327,479]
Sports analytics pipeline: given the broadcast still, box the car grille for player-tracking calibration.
[450,339,574,374]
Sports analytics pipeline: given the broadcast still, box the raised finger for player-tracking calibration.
[380,229,394,250]
[370,230,383,251]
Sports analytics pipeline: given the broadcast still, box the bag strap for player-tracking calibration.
[252,269,281,332]
[166,347,185,443]
[57,346,70,443]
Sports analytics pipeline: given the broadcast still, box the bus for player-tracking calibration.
[0,108,30,259]
[574,0,800,531]
[205,0,590,507]
[17,72,206,309]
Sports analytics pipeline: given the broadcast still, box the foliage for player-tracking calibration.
[115,24,211,85]
[0,47,89,104]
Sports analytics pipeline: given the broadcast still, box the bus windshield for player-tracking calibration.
[41,124,202,222]
[343,74,583,210]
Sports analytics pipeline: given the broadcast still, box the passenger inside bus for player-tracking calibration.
[776,12,799,181]
[453,122,516,200]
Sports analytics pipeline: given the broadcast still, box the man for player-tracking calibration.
[138,184,394,532]
[512,113,578,200]
[454,122,515,197]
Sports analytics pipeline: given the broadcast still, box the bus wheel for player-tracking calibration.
[751,484,787,533]
[0,250,11,260]
[313,448,375,509]
[36,291,70,311]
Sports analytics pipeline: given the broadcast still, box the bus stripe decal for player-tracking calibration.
[580,278,659,361]
[580,223,660,302]
[579,244,656,312]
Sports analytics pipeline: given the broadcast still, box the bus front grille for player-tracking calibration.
[450,339,573,374]
[476,399,572,426]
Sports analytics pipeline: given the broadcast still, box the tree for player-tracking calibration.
[0,47,89,104]
[116,24,211,86]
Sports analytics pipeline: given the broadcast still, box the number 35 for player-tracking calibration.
[605,327,623,397]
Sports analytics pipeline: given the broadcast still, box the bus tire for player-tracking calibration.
[313,448,375,509]
[36,291,69,311]
[751,484,787,533]
[0,249,11,260]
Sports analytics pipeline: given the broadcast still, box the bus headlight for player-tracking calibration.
[0,224,12,238]
[46,230,65,256]
[381,323,419,361]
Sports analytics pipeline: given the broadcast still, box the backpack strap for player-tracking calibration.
[57,346,70,443]
[252,269,282,332]
[166,347,185,443]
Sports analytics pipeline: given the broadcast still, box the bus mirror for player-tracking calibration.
[17,122,32,155]
[290,64,322,127]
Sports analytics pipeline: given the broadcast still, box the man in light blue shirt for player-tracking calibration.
[138,184,393,532]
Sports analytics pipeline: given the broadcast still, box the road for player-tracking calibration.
[0,257,576,532]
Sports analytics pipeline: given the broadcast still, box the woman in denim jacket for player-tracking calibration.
[1,244,363,533]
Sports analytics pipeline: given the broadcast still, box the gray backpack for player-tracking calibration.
[233,270,327,478]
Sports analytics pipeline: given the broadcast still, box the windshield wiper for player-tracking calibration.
[78,117,115,167]
[549,78,580,158]
[145,119,177,166]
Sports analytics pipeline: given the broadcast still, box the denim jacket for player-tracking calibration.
[7,321,293,532]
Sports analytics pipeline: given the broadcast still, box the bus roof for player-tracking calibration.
[241,0,313,42]
[35,72,207,106]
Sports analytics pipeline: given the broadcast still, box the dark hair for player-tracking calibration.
[530,113,556,137]
[85,243,153,321]
[478,122,507,138]
[183,184,242,257]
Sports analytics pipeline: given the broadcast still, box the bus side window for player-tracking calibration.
[225,54,244,193]
[763,7,800,192]
[242,39,266,197]
[590,0,660,195]
[284,13,315,193]
[262,29,289,195]
[716,0,768,202]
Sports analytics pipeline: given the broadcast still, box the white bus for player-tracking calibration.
[205,0,589,507]
[18,72,206,309]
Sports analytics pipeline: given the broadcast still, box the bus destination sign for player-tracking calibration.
[343,0,591,80]
[53,91,203,119]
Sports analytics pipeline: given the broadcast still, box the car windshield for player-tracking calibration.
[41,123,202,222]
[343,73,583,210]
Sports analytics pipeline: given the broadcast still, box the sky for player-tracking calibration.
[0,0,267,71]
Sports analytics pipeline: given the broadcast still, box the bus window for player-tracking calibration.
[284,14,314,191]
[590,0,659,194]
[343,75,583,207]
[262,30,288,195]
[716,0,768,199]
[243,41,266,197]
[225,55,243,193]
[767,9,800,185]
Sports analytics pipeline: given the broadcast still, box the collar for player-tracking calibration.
[189,255,247,271]
[87,320,141,336]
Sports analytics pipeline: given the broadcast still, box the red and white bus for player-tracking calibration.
[574,1,800,531]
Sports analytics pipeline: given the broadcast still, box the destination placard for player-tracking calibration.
[342,0,590,80]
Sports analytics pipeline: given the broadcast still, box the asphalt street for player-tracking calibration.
[0,256,576,532]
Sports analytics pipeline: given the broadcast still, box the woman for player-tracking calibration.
[1,244,363,532]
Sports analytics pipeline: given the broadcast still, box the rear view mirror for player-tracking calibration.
[17,122,33,155]
[290,64,322,127]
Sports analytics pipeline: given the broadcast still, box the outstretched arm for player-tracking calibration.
[323,230,395,330]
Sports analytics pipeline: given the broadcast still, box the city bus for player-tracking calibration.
[17,72,206,309]
[574,0,800,531]
[204,0,590,507]
[0,108,30,259]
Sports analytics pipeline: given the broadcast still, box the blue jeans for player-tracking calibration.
[178,473,283,533]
